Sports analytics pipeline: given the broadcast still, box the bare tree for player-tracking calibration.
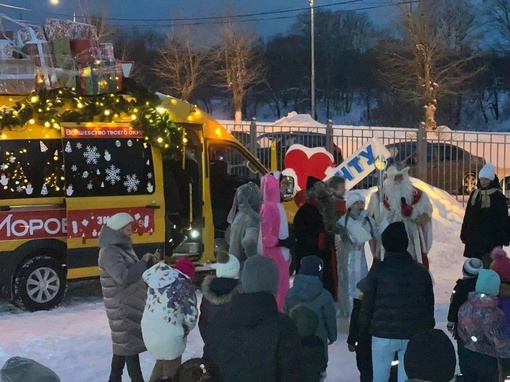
[152,30,210,101]
[78,0,113,41]
[380,0,481,130]
[486,0,510,49]
[215,24,266,126]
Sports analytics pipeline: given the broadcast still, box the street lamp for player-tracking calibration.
[49,0,60,5]
[309,0,315,120]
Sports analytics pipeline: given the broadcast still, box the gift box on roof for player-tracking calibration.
[50,37,72,68]
[99,42,114,61]
[70,39,99,63]
[22,42,54,68]
[15,25,46,46]
[52,67,76,88]
[44,19,75,40]
[102,60,122,93]
[0,58,36,95]
[71,22,98,40]
[78,62,106,95]
[0,40,14,59]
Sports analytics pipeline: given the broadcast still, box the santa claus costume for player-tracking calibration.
[258,172,291,311]
[368,166,433,268]
[336,192,380,316]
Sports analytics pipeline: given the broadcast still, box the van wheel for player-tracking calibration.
[462,173,477,194]
[11,255,66,311]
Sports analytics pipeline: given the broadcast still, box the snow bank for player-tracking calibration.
[273,111,326,128]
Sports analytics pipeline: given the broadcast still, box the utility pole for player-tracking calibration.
[310,0,316,120]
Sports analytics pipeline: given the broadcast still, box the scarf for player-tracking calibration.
[471,188,498,209]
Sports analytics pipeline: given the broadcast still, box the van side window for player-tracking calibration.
[63,138,155,197]
[0,139,64,199]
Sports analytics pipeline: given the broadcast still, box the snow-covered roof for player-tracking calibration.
[272,111,325,128]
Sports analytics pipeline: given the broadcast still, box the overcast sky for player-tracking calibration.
[2,0,398,39]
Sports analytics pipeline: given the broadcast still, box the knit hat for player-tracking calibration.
[106,212,133,231]
[290,306,319,338]
[241,255,279,295]
[0,357,61,382]
[299,256,324,279]
[215,251,240,279]
[491,248,510,282]
[479,163,495,181]
[174,258,196,282]
[306,176,321,191]
[381,222,408,252]
[462,258,483,278]
[475,269,500,297]
[404,329,456,382]
[346,192,365,210]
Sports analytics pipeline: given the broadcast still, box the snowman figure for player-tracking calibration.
[147,181,154,193]
[104,150,111,161]
[0,173,9,186]
[26,183,33,195]
[66,184,74,196]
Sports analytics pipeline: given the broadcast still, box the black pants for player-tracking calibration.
[356,339,373,382]
[109,354,144,382]
[458,346,498,382]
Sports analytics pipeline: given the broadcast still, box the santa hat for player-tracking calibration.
[491,248,510,282]
[106,212,133,231]
[462,258,483,278]
[215,251,240,279]
[346,192,365,210]
[479,163,495,181]
[173,258,196,282]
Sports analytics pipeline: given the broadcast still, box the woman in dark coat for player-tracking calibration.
[98,212,159,382]
[461,163,509,266]
[293,177,338,300]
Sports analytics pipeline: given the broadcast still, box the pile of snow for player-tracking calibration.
[273,111,326,128]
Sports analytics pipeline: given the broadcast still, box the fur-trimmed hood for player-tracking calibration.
[201,275,239,305]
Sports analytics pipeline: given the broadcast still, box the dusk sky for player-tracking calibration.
[1,0,398,39]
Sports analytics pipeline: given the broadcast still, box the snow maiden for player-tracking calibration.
[336,192,380,315]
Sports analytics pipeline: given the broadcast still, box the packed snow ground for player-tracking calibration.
[0,181,467,381]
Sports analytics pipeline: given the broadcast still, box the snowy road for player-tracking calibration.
[0,276,454,382]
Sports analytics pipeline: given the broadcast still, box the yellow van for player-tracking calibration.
[0,93,295,311]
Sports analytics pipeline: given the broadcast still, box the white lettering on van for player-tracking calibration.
[0,214,66,238]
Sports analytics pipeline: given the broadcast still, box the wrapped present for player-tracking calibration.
[52,67,76,88]
[103,60,122,93]
[70,39,99,63]
[15,25,46,46]
[50,38,72,68]
[22,42,54,68]
[99,42,114,61]
[0,40,14,59]
[78,62,105,95]
[44,19,75,40]
[71,22,98,41]
[0,58,36,94]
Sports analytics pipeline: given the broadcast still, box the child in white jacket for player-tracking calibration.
[141,258,198,382]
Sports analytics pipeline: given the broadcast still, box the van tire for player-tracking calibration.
[11,255,67,311]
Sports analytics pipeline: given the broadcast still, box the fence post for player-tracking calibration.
[326,119,334,155]
[416,123,427,183]
[249,117,257,156]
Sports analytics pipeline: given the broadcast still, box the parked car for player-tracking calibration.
[256,132,344,169]
[358,141,485,194]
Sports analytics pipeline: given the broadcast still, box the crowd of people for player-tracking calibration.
[5,162,510,382]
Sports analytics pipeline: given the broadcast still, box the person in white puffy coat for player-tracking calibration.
[141,259,198,382]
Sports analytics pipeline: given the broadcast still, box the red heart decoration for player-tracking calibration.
[285,148,335,190]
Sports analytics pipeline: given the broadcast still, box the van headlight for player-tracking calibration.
[190,229,200,239]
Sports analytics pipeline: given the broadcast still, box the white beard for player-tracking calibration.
[384,177,413,211]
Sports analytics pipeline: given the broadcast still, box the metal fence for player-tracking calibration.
[221,119,510,202]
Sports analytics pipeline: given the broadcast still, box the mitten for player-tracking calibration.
[401,197,413,217]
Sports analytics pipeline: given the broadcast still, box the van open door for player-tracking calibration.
[61,124,165,279]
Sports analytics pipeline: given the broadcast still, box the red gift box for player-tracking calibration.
[70,40,99,63]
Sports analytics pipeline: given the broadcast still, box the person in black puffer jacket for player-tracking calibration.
[359,222,435,382]
[199,251,240,341]
[203,255,302,382]
[461,163,509,267]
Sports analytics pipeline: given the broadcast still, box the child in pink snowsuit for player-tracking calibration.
[258,172,293,311]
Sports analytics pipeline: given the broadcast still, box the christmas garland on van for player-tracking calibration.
[0,79,185,153]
